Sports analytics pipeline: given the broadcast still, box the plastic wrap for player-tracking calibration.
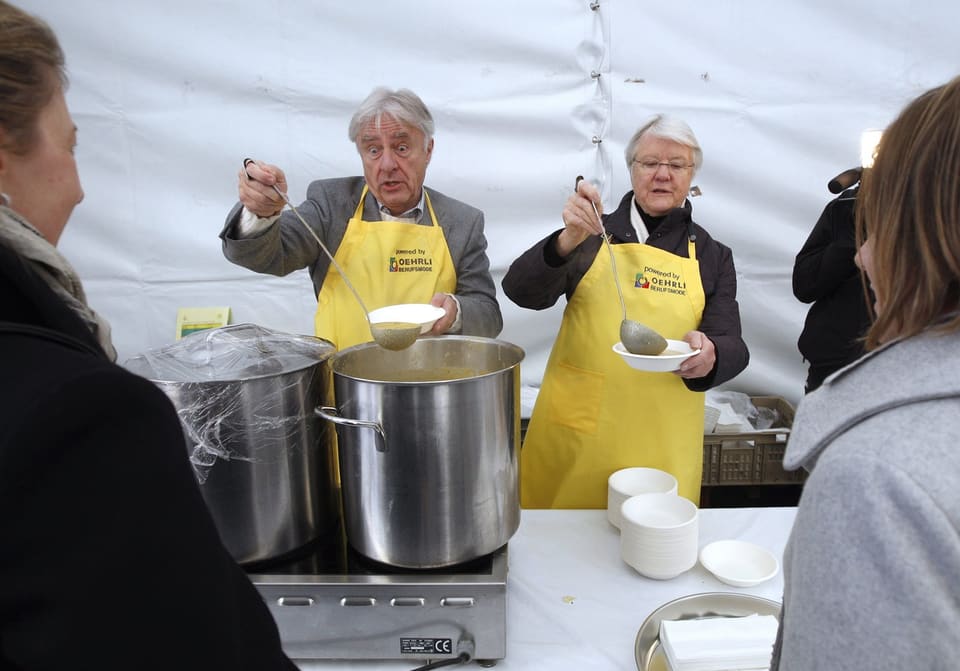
[124,324,335,483]
[705,390,787,432]
[124,323,333,382]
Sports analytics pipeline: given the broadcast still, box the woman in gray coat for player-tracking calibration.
[773,76,960,669]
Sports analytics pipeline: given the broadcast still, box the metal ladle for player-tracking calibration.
[268,185,421,351]
[587,194,667,356]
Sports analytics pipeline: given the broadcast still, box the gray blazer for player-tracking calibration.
[221,176,502,337]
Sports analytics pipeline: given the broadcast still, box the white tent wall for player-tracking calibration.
[28,0,960,408]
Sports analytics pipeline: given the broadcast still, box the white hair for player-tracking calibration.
[348,87,434,150]
[624,114,703,173]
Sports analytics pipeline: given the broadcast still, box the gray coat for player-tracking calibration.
[221,176,502,337]
[772,328,960,670]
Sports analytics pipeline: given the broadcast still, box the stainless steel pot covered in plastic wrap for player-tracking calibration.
[317,335,524,569]
[125,323,338,565]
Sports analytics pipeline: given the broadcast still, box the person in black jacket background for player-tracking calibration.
[792,184,873,393]
[0,2,297,668]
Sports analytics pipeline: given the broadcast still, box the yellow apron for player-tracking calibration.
[314,186,456,350]
[521,235,706,508]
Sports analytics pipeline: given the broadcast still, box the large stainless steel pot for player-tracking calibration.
[317,336,523,568]
[125,324,339,565]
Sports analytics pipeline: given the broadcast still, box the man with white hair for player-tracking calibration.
[221,87,501,350]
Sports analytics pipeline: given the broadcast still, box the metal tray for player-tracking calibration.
[634,592,781,671]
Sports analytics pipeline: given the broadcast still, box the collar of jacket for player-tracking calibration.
[0,320,105,358]
[605,192,693,243]
[366,185,426,223]
[784,329,960,471]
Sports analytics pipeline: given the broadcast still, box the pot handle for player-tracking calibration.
[315,406,387,452]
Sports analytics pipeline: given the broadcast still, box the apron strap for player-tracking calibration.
[352,185,369,219]
[423,191,439,228]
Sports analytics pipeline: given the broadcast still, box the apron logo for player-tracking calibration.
[637,266,687,296]
[389,248,434,273]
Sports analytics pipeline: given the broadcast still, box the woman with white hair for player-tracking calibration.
[504,114,749,508]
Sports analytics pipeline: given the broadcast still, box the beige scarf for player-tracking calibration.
[0,206,117,361]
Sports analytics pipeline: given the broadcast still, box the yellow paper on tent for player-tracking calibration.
[176,307,231,340]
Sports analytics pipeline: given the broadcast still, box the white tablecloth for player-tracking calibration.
[297,506,796,671]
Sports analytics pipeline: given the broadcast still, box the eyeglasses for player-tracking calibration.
[632,159,694,175]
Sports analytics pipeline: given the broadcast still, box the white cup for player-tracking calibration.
[607,467,679,529]
[619,493,699,580]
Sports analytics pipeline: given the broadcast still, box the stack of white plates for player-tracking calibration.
[620,493,699,580]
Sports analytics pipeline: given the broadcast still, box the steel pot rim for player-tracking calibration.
[329,335,524,384]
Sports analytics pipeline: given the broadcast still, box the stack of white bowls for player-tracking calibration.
[607,467,699,579]
[607,467,679,529]
[618,491,699,580]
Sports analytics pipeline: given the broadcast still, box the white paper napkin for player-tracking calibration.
[659,614,778,671]
[708,402,752,434]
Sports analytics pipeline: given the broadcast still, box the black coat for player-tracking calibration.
[792,188,872,392]
[0,242,296,670]
[502,192,749,391]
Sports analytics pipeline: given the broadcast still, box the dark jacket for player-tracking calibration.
[792,187,872,392]
[0,242,296,670]
[502,192,749,391]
